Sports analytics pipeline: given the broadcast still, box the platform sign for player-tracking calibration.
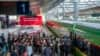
[18,15,43,26]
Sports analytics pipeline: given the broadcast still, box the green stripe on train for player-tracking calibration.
[58,22,100,45]
[59,22,100,35]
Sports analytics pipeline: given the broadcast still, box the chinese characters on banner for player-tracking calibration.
[18,16,43,26]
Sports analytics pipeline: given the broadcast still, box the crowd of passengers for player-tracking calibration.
[0,32,73,56]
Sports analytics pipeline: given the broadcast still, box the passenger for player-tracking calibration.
[57,41,61,56]
[8,34,13,52]
[43,32,46,38]
[43,43,52,56]
[23,50,28,56]
[86,42,91,56]
[64,39,72,56]
[1,42,8,56]
[36,38,42,54]
[26,42,33,56]
[60,41,64,56]
[18,43,26,56]
[10,49,17,56]
[0,33,6,48]
[0,33,5,42]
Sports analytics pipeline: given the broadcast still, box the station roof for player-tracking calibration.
[45,0,100,16]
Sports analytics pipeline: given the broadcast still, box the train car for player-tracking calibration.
[46,20,100,56]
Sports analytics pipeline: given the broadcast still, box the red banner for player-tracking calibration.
[18,16,43,26]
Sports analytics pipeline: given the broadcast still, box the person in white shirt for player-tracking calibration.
[27,42,33,56]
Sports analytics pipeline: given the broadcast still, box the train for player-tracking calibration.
[46,20,100,56]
